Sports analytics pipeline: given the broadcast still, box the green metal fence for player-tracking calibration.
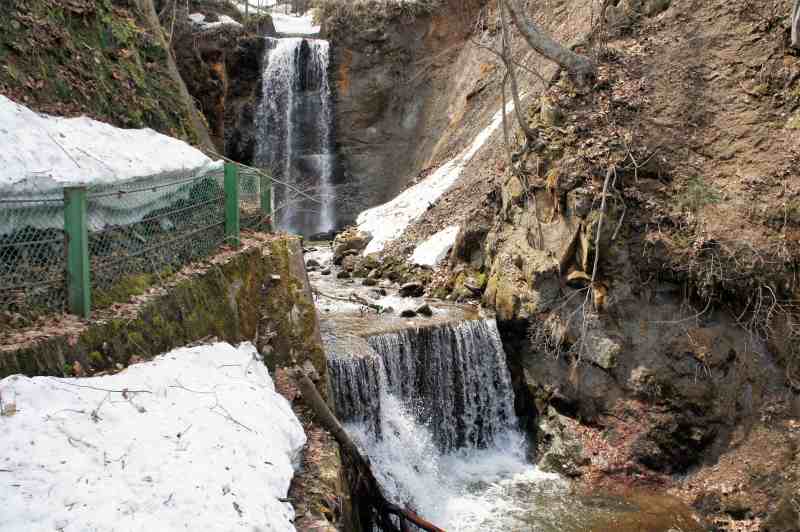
[0,163,273,322]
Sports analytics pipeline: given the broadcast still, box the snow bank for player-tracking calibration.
[232,0,278,15]
[356,102,514,255]
[0,96,221,191]
[411,225,460,267]
[0,343,306,532]
[188,13,243,30]
[0,96,224,233]
[228,0,318,34]
[271,11,320,35]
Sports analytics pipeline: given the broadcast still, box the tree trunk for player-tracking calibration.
[133,0,216,151]
[291,368,445,532]
[500,1,537,140]
[793,0,800,48]
[503,0,595,87]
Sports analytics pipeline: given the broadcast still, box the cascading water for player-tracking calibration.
[254,37,335,235]
[328,319,566,530]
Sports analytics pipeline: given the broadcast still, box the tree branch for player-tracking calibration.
[502,0,596,87]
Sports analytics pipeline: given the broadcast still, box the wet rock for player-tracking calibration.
[567,187,593,218]
[302,359,321,382]
[415,303,433,317]
[352,265,371,278]
[320,269,331,276]
[367,269,381,280]
[399,282,424,297]
[341,254,359,272]
[583,331,621,370]
[645,0,671,16]
[368,288,387,298]
[306,259,321,268]
[336,271,351,279]
[630,417,717,474]
[537,408,589,478]
[308,230,336,241]
[565,270,592,288]
[450,213,492,269]
[362,278,378,287]
[540,95,563,126]
[362,28,388,42]
[400,309,417,318]
[333,229,371,265]
[464,276,485,295]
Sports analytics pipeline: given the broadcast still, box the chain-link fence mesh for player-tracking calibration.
[1,165,273,321]
[0,188,67,317]
[239,168,271,231]
[87,170,228,309]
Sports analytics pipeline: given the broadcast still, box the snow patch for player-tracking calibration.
[271,11,320,35]
[0,343,306,532]
[188,13,243,30]
[411,225,460,267]
[0,95,221,190]
[231,0,278,15]
[356,101,514,255]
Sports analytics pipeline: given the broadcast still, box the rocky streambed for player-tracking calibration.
[302,241,709,532]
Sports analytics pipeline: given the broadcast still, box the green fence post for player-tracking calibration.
[64,186,91,318]
[224,163,241,247]
[260,174,273,232]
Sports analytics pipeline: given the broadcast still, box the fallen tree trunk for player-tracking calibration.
[312,288,384,313]
[290,368,446,532]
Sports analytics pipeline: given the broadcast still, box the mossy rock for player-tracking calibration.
[0,0,201,143]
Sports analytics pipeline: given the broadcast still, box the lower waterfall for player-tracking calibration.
[328,319,563,530]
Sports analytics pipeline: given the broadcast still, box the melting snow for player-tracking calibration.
[231,0,278,15]
[188,13,243,30]
[271,11,320,35]
[411,225,460,267]
[0,343,305,532]
[356,101,514,255]
[0,96,221,191]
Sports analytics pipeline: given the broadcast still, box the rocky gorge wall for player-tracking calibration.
[322,0,496,224]
[326,0,800,528]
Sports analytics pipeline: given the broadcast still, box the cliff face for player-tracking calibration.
[169,2,275,158]
[323,0,487,224]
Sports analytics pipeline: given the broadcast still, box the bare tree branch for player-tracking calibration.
[500,0,537,140]
[502,0,596,87]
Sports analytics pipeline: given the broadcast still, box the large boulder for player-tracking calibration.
[332,228,372,265]
[399,282,424,298]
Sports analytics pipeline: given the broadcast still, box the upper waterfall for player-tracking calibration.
[255,36,335,236]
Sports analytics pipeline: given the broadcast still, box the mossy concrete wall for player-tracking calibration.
[0,236,327,394]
